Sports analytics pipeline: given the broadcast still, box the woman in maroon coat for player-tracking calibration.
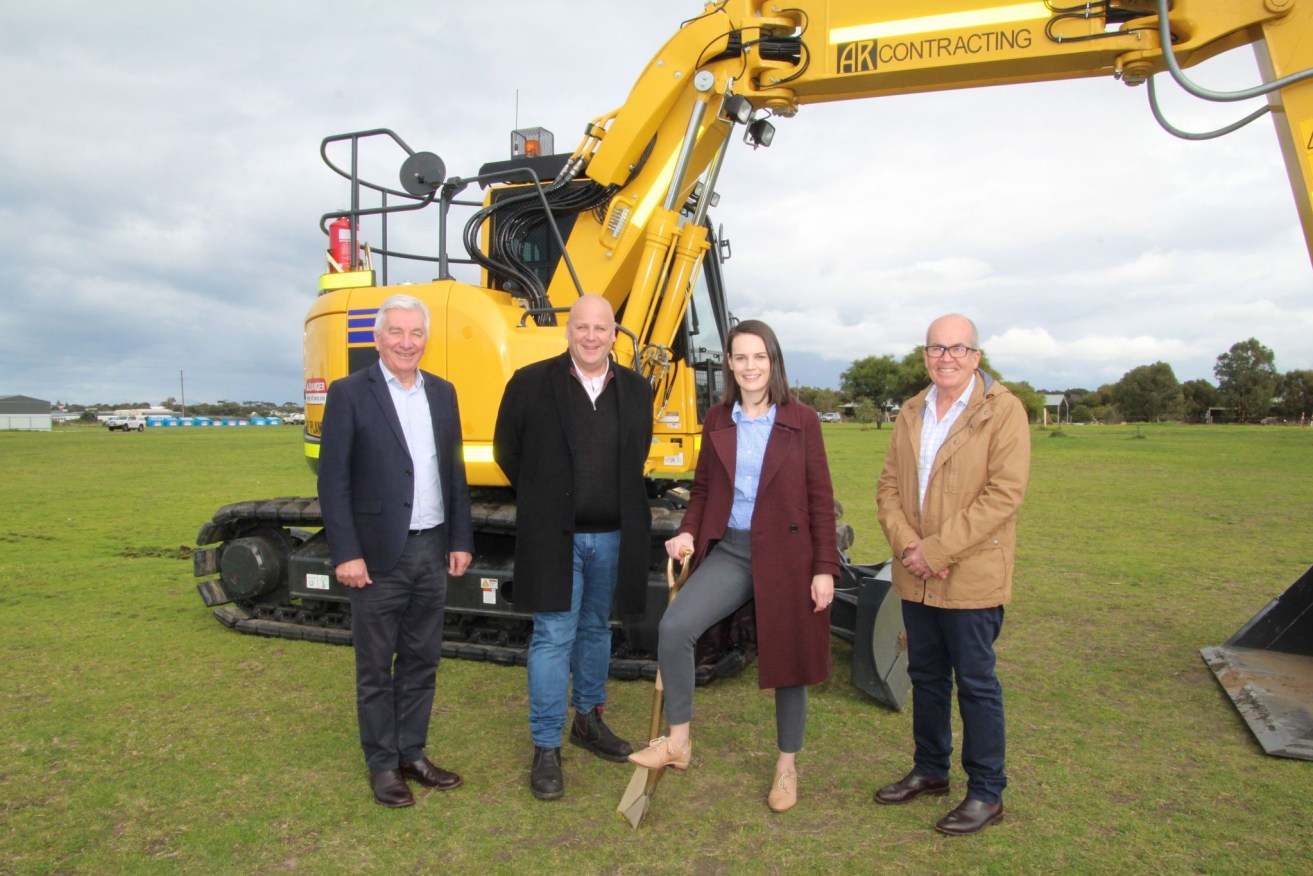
[628,320,839,812]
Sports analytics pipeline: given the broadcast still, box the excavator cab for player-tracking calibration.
[1200,567,1313,760]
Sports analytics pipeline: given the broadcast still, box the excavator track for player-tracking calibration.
[190,493,910,707]
[192,492,753,685]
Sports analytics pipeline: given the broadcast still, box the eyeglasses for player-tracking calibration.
[925,344,978,359]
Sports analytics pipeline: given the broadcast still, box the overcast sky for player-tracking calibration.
[4,2,1310,406]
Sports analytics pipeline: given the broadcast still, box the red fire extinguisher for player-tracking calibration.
[328,217,355,272]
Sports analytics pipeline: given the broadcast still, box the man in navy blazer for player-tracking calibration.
[318,294,474,808]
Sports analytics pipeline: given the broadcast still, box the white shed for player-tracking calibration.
[1042,394,1068,426]
[0,395,53,431]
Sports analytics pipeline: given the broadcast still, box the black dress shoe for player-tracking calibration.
[530,746,564,800]
[400,757,463,790]
[935,798,1004,835]
[569,705,633,762]
[874,770,951,805]
[369,768,415,808]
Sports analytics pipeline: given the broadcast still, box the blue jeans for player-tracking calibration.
[902,600,1007,804]
[527,530,621,748]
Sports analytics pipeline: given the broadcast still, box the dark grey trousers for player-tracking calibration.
[348,525,448,771]
[658,528,808,753]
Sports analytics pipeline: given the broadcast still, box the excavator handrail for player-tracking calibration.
[318,128,589,306]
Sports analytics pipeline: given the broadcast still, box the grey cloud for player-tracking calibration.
[2,2,1309,405]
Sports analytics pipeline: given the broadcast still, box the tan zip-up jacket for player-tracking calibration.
[876,372,1031,609]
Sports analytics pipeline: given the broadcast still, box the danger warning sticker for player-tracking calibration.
[305,378,327,406]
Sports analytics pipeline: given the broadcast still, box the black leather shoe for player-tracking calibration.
[530,746,564,800]
[935,798,1004,835]
[874,770,951,805]
[400,757,463,790]
[369,768,415,808]
[569,705,633,762]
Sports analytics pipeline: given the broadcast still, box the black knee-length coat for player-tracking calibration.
[492,352,653,614]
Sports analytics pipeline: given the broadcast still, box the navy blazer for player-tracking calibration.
[318,362,474,573]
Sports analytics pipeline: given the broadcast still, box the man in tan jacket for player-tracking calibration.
[874,313,1030,836]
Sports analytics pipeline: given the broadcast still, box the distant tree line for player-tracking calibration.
[793,346,1044,428]
[793,337,1311,426]
[53,336,1309,428]
[1090,338,1310,424]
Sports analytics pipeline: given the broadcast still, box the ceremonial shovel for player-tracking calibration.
[617,553,691,829]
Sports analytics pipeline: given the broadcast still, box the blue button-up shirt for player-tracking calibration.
[380,362,444,530]
[729,401,776,530]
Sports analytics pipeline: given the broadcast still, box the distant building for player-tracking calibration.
[116,407,178,418]
[1043,394,1068,426]
[0,395,52,431]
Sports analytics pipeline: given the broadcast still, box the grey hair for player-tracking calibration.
[374,294,431,335]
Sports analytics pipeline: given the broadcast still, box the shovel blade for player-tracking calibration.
[618,767,655,829]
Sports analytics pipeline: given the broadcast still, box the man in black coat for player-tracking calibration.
[319,294,474,808]
[493,294,653,800]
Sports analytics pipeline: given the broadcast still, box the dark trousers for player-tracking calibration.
[902,599,1007,804]
[348,526,448,772]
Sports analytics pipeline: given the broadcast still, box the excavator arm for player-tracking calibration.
[560,0,1313,382]
[537,0,1313,756]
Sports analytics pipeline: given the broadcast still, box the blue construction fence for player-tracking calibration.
[146,416,283,427]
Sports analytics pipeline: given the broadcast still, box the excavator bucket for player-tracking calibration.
[1200,566,1313,760]
[830,560,910,710]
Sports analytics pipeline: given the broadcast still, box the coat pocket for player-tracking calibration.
[952,542,1008,602]
[939,448,986,495]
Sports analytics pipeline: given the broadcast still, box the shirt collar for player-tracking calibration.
[569,355,611,380]
[926,373,975,413]
[379,360,423,391]
[731,400,777,425]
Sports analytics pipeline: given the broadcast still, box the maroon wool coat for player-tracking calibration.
[678,400,840,689]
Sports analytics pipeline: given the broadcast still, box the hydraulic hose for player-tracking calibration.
[1154,0,1313,102]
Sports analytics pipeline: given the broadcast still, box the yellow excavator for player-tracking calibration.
[192,0,1313,751]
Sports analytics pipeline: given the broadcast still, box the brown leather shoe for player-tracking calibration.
[935,798,1004,835]
[874,770,950,805]
[369,768,415,808]
[400,757,463,790]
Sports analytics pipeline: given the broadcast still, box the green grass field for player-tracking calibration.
[2,423,1311,874]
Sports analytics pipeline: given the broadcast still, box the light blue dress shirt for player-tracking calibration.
[379,362,444,530]
[729,401,776,530]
